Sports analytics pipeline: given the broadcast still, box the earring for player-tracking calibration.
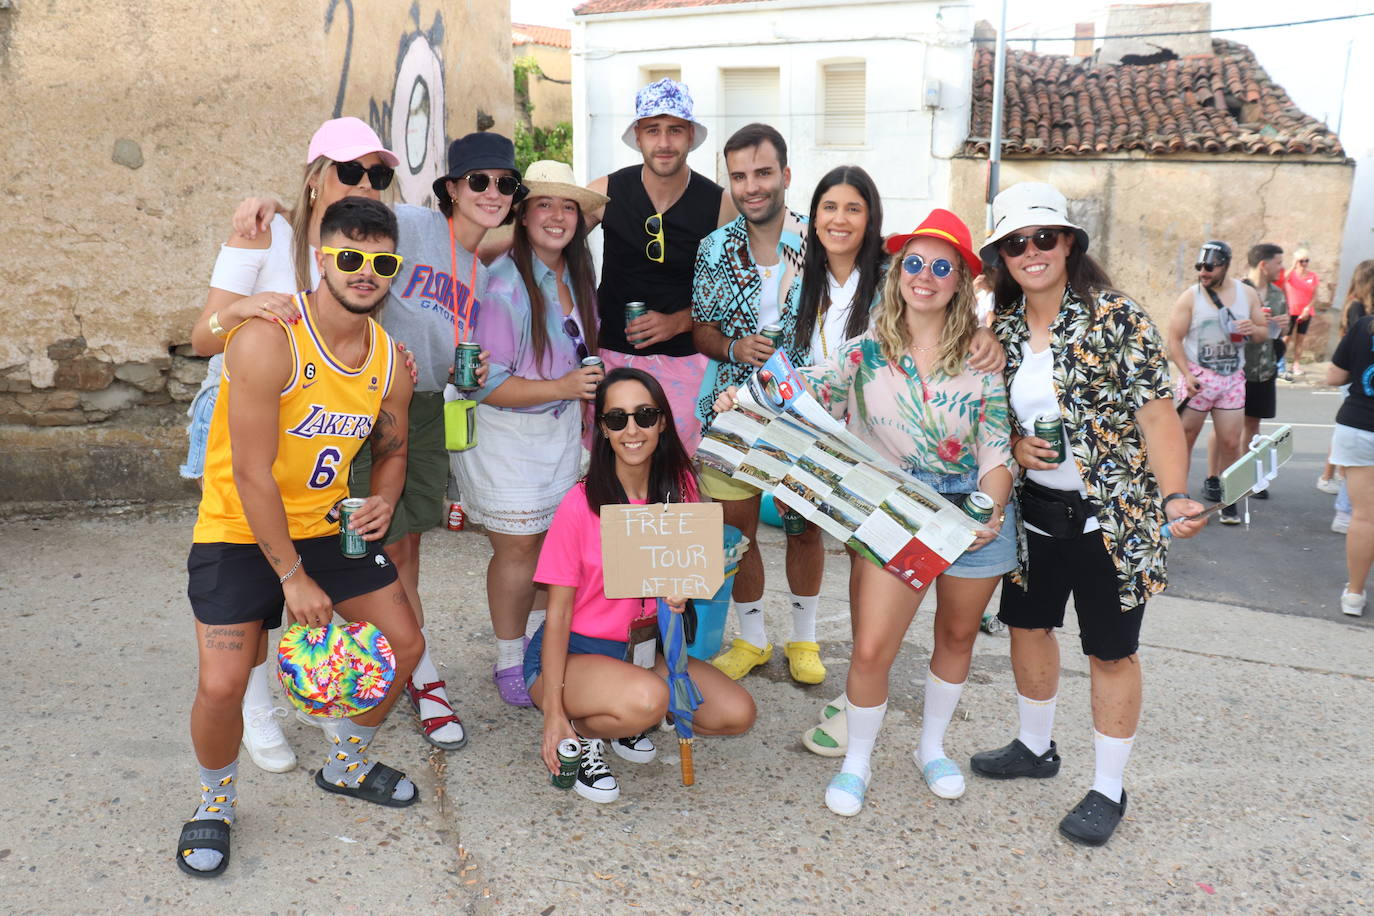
[309,186,318,205]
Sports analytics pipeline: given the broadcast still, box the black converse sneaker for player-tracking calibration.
[611,731,657,764]
[574,738,620,803]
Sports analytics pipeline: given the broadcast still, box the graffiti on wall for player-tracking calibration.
[326,0,448,207]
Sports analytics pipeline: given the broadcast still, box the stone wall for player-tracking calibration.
[0,0,511,506]
[950,154,1354,360]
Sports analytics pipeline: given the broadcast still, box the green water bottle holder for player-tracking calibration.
[444,398,477,451]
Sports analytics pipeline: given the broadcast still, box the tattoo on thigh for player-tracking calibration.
[203,626,246,652]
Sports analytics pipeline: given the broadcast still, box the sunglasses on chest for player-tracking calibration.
[334,160,395,191]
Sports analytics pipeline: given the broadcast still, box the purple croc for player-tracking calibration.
[493,663,533,707]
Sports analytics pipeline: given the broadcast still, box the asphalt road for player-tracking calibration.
[1167,380,1363,622]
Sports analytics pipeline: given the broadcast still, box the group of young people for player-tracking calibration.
[177,77,1214,877]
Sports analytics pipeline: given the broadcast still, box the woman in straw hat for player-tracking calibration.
[459,161,608,709]
[972,181,1204,846]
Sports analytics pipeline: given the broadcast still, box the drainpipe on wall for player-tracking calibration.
[986,0,1008,233]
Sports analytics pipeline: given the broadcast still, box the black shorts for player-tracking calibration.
[187,535,398,628]
[1244,377,1276,419]
[997,529,1144,660]
[1290,315,1311,335]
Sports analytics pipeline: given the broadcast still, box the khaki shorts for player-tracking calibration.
[699,464,762,501]
[349,390,447,544]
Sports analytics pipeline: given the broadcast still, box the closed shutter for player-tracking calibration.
[822,62,865,146]
[644,67,681,85]
[719,68,780,181]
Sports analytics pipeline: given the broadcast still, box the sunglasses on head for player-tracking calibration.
[902,254,954,278]
[644,212,665,263]
[334,160,395,191]
[998,228,1065,259]
[600,406,663,431]
[320,246,403,278]
[1195,260,1226,272]
[461,172,521,196]
[563,317,589,362]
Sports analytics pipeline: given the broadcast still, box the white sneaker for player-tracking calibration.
[574,738,620,803]
[1316,476,1342,495]
[1341,591,1366,617]
[1332,512,1351,534]
[295,706,341,740]
[611,731,657,764]
[241,705,297,772]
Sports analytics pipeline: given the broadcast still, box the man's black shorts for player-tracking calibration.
[187,535,398,628]
[1244,376,1276,419]
[998,529,1144,660]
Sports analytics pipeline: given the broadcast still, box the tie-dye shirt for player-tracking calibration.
[803,333,1011,490]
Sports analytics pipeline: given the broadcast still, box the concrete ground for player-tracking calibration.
[2,504,1370,915]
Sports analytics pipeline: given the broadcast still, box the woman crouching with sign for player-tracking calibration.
[527,368,756,802]
[715,209,1016,816]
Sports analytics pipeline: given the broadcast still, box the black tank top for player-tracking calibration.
[597,165,722,356]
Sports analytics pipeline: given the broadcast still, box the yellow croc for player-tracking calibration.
[784,641,826,685]
[711,639,773,680]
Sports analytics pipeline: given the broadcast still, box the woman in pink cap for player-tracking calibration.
[713,209,1016,816]
[184,116,400,776]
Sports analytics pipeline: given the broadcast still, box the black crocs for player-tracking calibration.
[1058,789,1127,846]
[969,739,1061,779]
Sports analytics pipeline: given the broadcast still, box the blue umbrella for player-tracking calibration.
[657,598,704,786]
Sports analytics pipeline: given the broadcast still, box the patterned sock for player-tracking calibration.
[495,637,524,670]
[917,670,966,765]
[1016,692,1057,756]
[320,719,415,802]
[735,601,768,648]
[1091,731,1134,803]
[182,761,237,873]
[788,593,819,643]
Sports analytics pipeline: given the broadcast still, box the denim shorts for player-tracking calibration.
[523,623,629,691]
[179,366,220,479]
[906,469,1018,580]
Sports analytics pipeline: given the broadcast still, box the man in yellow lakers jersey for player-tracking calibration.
[178,198,421,878]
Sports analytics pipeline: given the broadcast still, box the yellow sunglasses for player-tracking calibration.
[320,246,404,279]
[644,212,665,264]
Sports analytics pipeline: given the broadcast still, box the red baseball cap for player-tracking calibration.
[885,208,982,276]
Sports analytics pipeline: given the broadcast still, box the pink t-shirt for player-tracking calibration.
[1282,269,1319,315]
[534,478,699,641]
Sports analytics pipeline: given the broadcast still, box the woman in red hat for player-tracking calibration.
[714,208,1015,815]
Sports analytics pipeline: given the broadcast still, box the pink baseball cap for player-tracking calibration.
[306,117,399,167]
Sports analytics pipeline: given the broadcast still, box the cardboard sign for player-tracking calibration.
[600,503,724,599]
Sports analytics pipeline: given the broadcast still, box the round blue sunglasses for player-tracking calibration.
[902,254,954,278]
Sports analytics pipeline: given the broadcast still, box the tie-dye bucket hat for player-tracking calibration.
[622,78,709,151]
[278,621,396,718]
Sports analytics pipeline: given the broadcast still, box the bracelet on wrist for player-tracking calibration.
[726,338,738,364]
[209,311,229,339]
[1161,492,1191,512]
[278,554,303,584]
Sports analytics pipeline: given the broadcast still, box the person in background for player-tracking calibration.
[974,182,1204,847]
[459,162,607,708]
[186,117,398,775]
[528,368,755,802]
[1326,259,1374,533]
[1325,292,1374,618]
[1282,248,1320,378]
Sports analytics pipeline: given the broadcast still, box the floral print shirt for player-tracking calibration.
[994,287,1175,611]
[804,334,1011,489]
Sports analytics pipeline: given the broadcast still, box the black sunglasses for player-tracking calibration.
[563,317,589,362]
[463,172,521,196]
[600,406,663,431]
[998,228,1064,259]
[334,160,395,191]
[1195,261,1226,272]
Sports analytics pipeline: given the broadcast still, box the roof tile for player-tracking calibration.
[574,0,754,15]
[512,23,572,49]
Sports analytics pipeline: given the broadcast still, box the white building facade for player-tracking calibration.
[571,0,976,236]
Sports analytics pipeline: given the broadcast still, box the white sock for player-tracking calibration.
[1016,692,1057,756]
[839,701,887,780]
[788,593,819,643]
[1091,730,1134,803]
[735,600,768,648]
[917,670,965,765]
[525,609,546,639]
[496,637,524,670]
[242,659,275,711]
[411,630,464,744]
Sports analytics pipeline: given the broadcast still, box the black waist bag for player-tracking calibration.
[1019,479,1095,539]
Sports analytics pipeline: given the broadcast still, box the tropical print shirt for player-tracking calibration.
[691,210,808,425]
[994,287,1175,611]
[804,333,1011,488]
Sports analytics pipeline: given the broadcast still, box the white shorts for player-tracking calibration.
[1329,423,1374,468]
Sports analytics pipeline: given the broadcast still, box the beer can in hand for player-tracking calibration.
[455,342,481,390]
[760,323,783,349]
[1034,414,1066,464]
[625,301,648,326]
[339,498,368,558]
[963,491,996,524]
[581,356,604,370]
[782,508,806,536]
[980,613,1006,635]
[551,738,581,789]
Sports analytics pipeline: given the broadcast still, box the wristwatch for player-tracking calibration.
[1161,492,1190,512]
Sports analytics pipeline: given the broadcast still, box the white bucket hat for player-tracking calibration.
[519,160,610,213]
[621,78,709,152]
[980,182,1090,265]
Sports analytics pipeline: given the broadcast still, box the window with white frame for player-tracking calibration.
[718,67,781,180]
[643,66,681,85]
[821,61,866,146]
